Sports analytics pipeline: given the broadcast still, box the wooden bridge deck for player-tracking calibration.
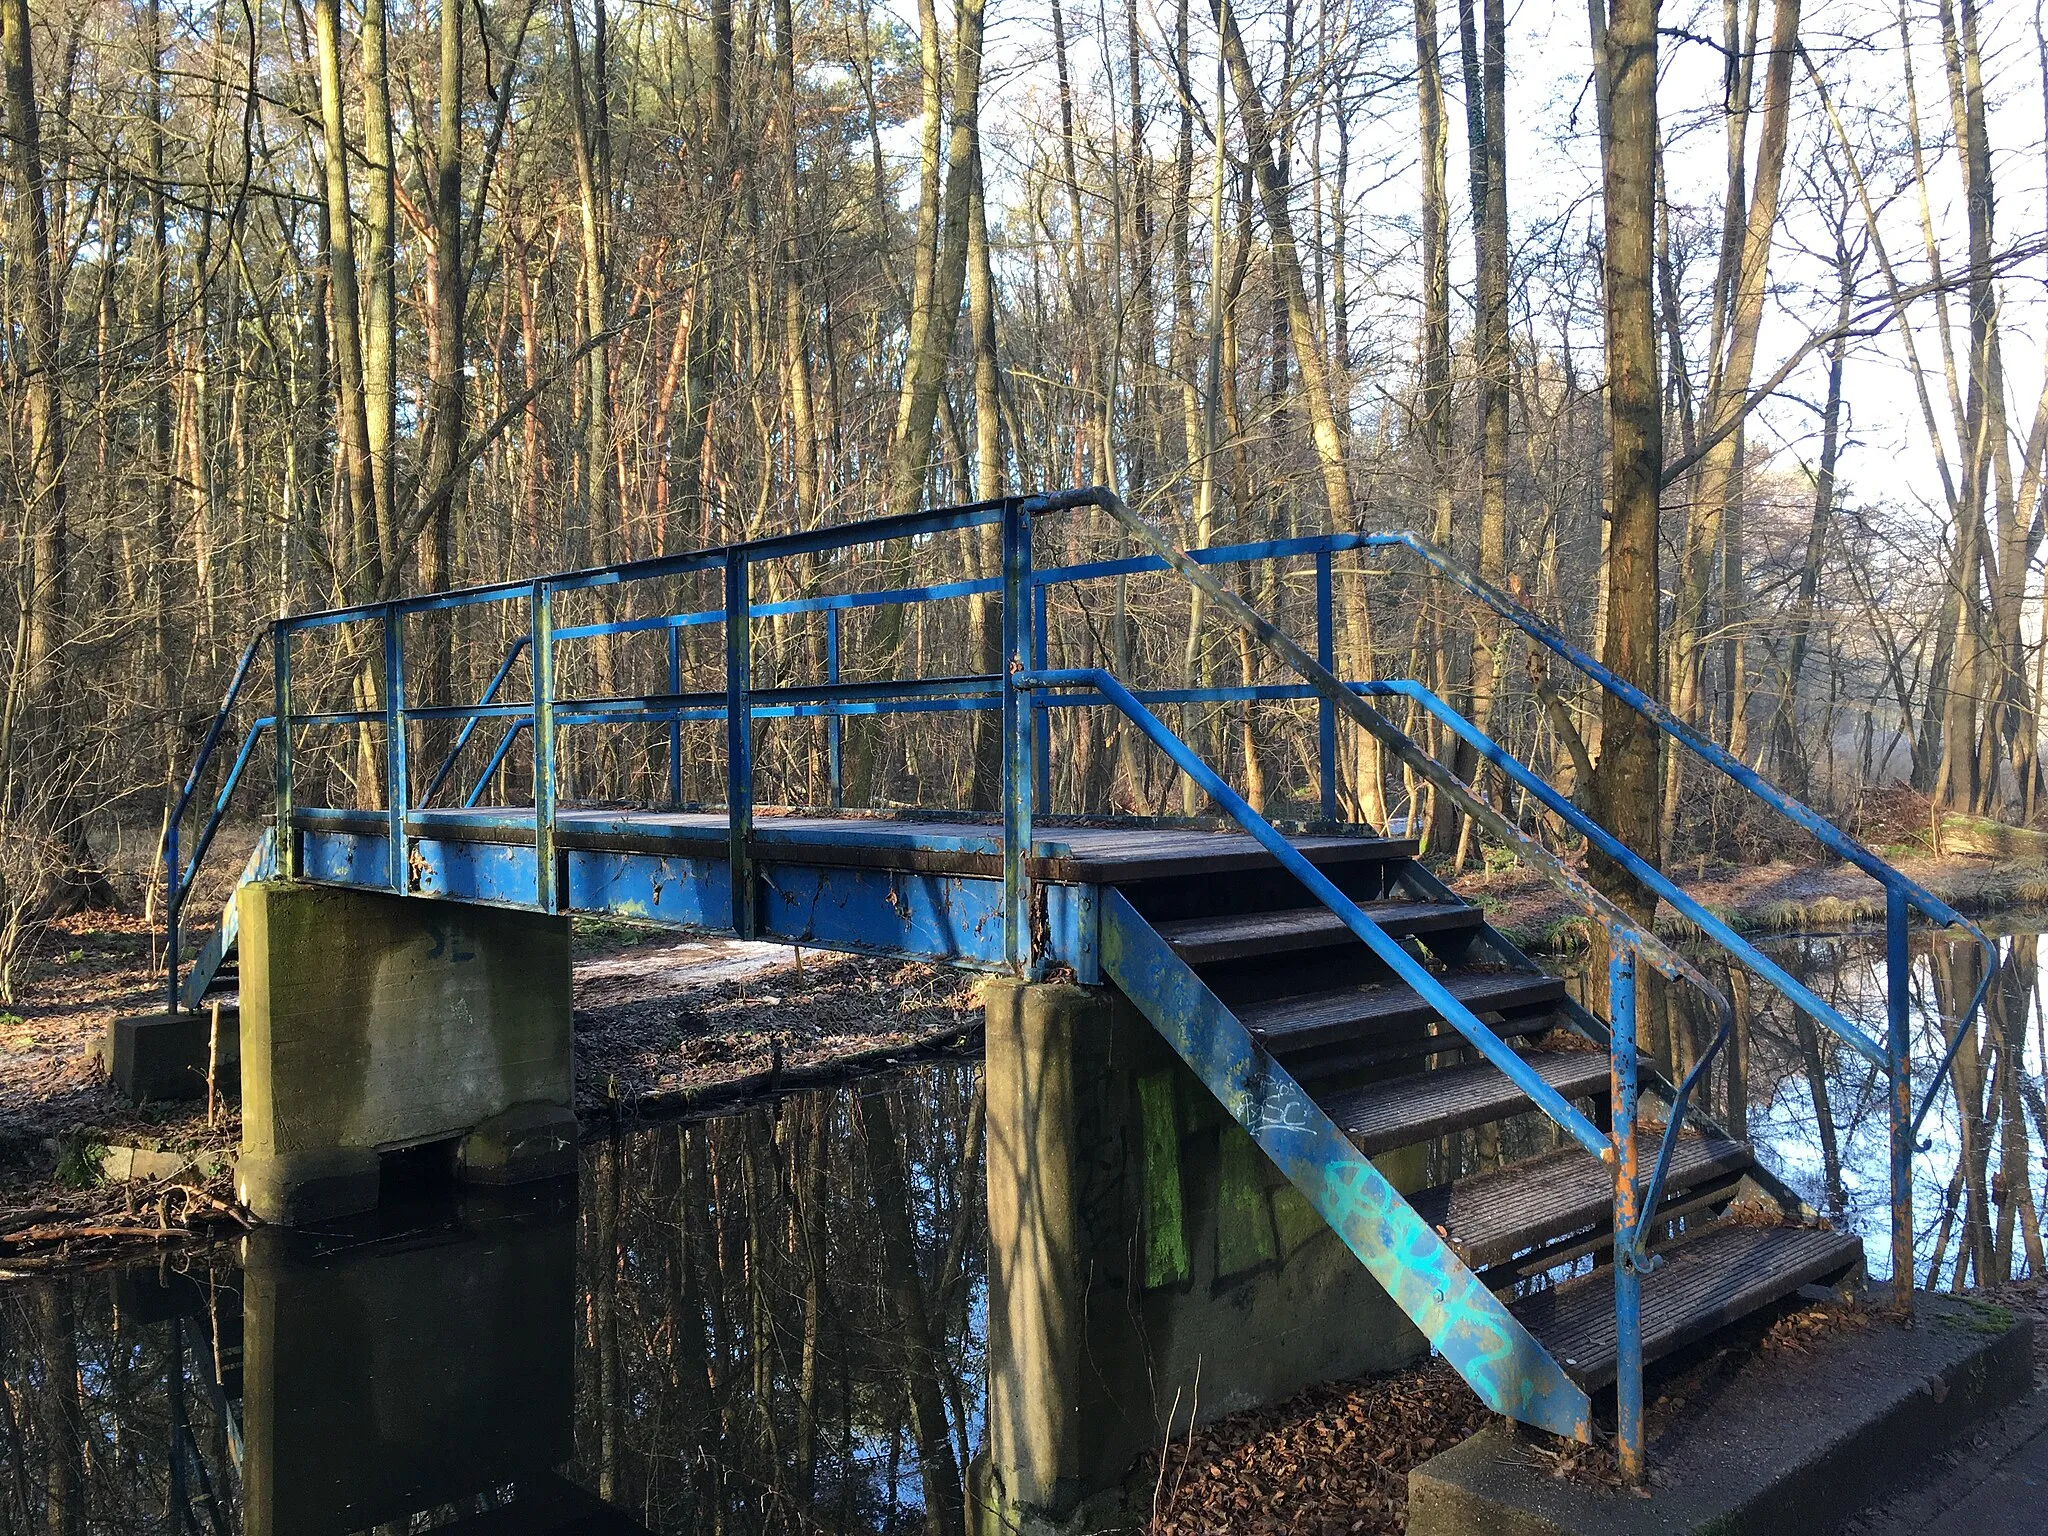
[293,806,1418,884]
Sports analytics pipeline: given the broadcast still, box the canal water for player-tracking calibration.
[0,926,2039,1533]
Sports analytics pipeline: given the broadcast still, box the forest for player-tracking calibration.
[1,0,2043,977]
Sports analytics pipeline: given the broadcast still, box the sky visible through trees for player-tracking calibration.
[2,0,2046,968]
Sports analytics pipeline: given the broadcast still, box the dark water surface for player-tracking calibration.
[0,925,2040,1534]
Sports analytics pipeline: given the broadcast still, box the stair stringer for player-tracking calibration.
[1099,889,1594,1442]
[179,828,275,1010]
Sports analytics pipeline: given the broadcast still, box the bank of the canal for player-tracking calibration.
[0,912,981,1265]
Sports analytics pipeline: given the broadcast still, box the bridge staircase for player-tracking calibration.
[160,485,1994,1480]
[1098,834,1860,1433]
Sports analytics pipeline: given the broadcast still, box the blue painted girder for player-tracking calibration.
[294,825,1100,979]
[1098,888,1595,1443]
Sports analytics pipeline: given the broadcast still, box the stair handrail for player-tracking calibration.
[1040,667,1735,1250]
[1357,680,1741,1243]
[1015,666,1615,1163]
[1044,484,1976,1311]
[1360,530,1997,1137]
[1023,489,1724,999]
[162,626,272,1014]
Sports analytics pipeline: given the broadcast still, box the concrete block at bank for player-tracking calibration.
[101,1007,240,1101]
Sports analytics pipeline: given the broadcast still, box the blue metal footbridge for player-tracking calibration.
[165,487,1992,1479]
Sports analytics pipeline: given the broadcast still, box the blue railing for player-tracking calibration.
[1352,529,1998,1321]
[164,485,1997,1484]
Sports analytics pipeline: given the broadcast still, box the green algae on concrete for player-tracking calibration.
[235,881,572,1223]
[980,978,1426,1536]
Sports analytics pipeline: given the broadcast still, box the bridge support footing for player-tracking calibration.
[979,978,1425,1535]
[99,1006,241,1101]
[233,881,575,1225]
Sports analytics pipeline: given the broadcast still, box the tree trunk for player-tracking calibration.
[419,0,466,765]
[1664,0,1800,848]
[4,0,69,702]
[1415,0,1456,849]
[776,0,821,525]
[1586,0,1663,919]
[562,0,613,566]
[362,0,398,570]
[1212,0,1353,529]
[885,0,986,520]
[1453,0,1509,866]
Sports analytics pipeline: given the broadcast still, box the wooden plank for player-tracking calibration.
[295,807,1420,884]
[1243,969,1568,1054]
[1316,1050,1611,1156]
[1407,1132,1753,1271]
[1281,1010,1563,1086]
[1040,830,1419,883]
[1157,901,1479,965]
[1509,1222,1865,1388]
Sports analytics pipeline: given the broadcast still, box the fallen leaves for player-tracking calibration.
[1760,1297,1871,1357]
[1138,1358,1491,1535]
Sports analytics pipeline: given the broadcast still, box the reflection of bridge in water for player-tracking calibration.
[9,1063,990,1534]
[117,1187,632,1535]
[145,487,2005,1513]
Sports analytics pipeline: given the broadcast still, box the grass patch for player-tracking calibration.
[53,1137,107,1190]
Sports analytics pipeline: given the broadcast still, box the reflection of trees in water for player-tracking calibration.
[0,1276,240,1534]
[572,1062,986,1535]
[0,1061,985,1535]
[1633,929,2046,1291]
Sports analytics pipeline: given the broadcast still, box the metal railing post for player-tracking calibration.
[1610,941,1645,1487]
[667,625,684,808]
[825,608,843,809]
[1002,501,1034,973]
[384,606,409,893]
[1031,580,1050,815]
[725,551,755,938]
[1888,885,1915,1317]
[272,621,297,881]
[164,815,182,1013]
[532,583,559,913]
[1315,550,1337,821]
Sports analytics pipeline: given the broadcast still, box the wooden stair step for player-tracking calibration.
[1052,831,1420,884]
[1408,1132,1754,1272]
[1244,969,1568,1055]
[1317,1050,1611,1156]
[1281,1010,1563,1086]
[1508,1221,1865,1389]
[1157,901,1481,965]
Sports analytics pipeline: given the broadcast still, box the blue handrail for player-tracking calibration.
[420,636,530,805]
[162,630,268,1013]
[1016,666,1614,1163]
[1361,533,1998,1116]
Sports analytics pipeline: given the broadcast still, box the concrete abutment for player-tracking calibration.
[234,881,576,1224]
[980,977,1426,1535]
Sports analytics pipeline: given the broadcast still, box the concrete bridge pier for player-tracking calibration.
[234,881,578,1224]
[979,980,1427,1535]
